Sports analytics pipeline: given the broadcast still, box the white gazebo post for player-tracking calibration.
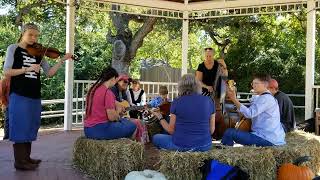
[64,0,75,131]
[305,0,316,120]
[181,0,188,76]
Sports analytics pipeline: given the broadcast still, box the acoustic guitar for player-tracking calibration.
[235,116,252,132]
[118,100,171,118]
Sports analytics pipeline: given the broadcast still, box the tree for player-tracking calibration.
[107,5,157,74]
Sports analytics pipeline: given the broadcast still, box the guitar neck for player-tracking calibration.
[125,105,146,111]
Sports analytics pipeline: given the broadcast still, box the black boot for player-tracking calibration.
[13,143,38,170]
[26,142,41,164]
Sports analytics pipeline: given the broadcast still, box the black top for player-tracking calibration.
[110,85,128,102]
[10,47,42,99]
[274,91,296,132]
[197,62,219,94]
[129,89,144,105]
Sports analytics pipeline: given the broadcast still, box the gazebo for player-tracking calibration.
[53,0,319,130]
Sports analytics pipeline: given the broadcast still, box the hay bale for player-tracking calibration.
[73,137,145,180]
[159,147,276,180]
[272,130,320,174]
[158,130,320,180]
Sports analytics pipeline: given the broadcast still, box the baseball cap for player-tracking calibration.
[118,74,132,83]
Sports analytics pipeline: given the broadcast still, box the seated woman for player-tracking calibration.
[84,66,137,140]
[222,73,286,147]
[152,74,215,152]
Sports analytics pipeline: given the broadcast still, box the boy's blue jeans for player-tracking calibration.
[221,128,274,147]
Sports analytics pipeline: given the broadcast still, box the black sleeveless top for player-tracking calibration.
[197,62,219,94]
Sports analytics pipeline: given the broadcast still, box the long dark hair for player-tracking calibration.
[85,66,118,117]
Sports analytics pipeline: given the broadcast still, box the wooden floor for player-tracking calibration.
[0,130,91,180]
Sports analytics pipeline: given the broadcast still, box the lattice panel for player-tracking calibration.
[316,0,320,9]
[190,3,308,19]
[54,0,183,19]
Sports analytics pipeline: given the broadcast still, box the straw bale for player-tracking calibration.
[159,147,276,180]
[158,131,320,180]
[73,137,145,180]
[271,130,320,174]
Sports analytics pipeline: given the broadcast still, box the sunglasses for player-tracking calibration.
[204,47,213,50]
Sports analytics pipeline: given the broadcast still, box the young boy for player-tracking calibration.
[148,86,169,109]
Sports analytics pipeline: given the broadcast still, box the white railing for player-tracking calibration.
[40,80,306,125]
[237,92,305,109]
[314,86,320,109]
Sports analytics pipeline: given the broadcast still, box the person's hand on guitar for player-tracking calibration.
[115,101,126,116]
[205,85,214,93]
[151,111,163,121]
[226,86,237,102]
[217,58,227,69]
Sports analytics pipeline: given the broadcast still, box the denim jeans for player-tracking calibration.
[84,118,137,140]
[221,128,274,147]
[153,134,212,152]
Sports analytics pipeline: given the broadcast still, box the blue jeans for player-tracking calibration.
[84,118,136,140]
[153,134,212,152]
[221,128,274,147]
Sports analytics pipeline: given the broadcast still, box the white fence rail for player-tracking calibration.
[40,80,306,124]
[313,86,320,109]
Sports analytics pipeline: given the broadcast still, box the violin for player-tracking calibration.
[26,43,77,60]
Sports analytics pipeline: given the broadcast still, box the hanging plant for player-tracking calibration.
[277,156,315,180]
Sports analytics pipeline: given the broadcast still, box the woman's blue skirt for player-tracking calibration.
[9,93,41,143]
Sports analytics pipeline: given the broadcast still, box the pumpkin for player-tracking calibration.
[277,156,315,180]
[125,169,167,180]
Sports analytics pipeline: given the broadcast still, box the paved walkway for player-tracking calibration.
[0,130,91,180]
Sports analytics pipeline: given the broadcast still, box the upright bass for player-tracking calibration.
[211,38,231,140]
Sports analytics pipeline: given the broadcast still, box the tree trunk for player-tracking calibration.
[108,10,157,74]
[112,40,130,74]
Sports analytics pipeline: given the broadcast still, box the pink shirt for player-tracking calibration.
[84,85,116,127]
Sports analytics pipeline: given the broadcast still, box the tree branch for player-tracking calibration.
[15,0,46,26]
[129,17,157,59]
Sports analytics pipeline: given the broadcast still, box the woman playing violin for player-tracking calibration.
[3,23,72,171]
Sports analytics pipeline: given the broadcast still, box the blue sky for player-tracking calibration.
[0,6,10,15]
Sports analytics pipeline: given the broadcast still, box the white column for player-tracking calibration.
[181,0,188,76]
[305,0,316,120]
[64,0,75,131]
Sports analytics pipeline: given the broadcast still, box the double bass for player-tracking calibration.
[211,38,231,139]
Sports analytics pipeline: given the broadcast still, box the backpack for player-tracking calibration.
[0,44,17,108]
[200,159,249,180]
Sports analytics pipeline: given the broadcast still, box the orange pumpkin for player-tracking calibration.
[277,156,315,180]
